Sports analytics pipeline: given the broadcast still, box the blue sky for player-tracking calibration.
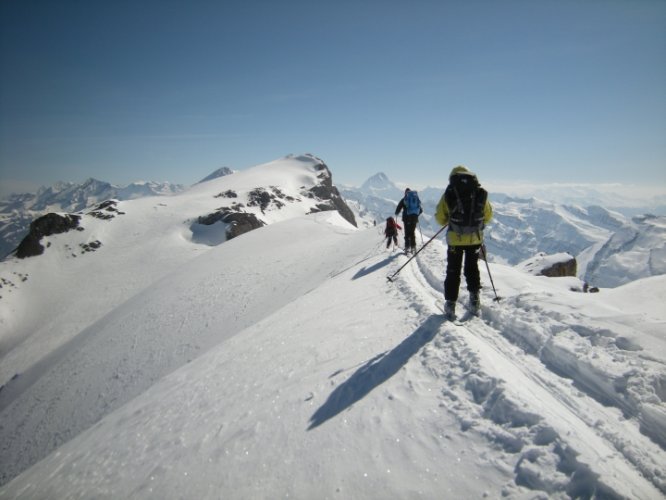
[1,0,665,196]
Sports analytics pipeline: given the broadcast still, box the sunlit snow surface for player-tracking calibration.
[0,156,664,499]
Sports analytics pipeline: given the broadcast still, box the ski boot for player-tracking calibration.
[444,300,456,320]
[469,291,481,316]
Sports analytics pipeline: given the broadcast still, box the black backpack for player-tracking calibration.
[444,173,487,235]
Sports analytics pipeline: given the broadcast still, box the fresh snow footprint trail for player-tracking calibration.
[386,241,665,498]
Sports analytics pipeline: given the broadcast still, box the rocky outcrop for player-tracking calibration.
[195,210,265,241]
[87,200,125,220]
[224,213,266,239]
[247,187,297,213]
[15,213,82,258]
[540,257,577,278]
[518,252,578,278]
[194,159,357,243]
[305,162,357,227]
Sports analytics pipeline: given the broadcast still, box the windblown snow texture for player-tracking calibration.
[0,157,664,499]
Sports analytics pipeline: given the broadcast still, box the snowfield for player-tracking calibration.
[0,157,665,499]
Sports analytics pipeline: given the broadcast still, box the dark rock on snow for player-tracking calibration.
[540,257,577,278]
[196,211,266,240]
[305,162,356,228]
[196,158,356,242]
[15,213,82,258]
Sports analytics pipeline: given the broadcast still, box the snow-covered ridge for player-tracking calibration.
[0,154,359,486]
[0,219,663,498]
[0,154,355,380]
[1,154,355,259]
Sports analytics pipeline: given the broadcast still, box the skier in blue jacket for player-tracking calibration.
[395,188,423,254]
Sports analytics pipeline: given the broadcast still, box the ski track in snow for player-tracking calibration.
[0,216,664,499]
[387,240,665,498]
[2,156,665,499]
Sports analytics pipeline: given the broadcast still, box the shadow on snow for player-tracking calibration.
[308,314,443,430]
[351,253,400,280]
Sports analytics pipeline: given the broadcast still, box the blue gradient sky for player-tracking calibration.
[1,0,665,196]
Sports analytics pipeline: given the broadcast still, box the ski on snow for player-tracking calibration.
[446,312,479,325]
[436,301,480,325]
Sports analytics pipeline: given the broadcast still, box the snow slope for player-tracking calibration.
[0,212,367,489]
[0,154,346,386]
[584,214,666,288]
[1,217,665,498]
[0,178,185,258]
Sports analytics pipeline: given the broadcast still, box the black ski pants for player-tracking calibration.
[444,245,481,301]
[402,214,419,250]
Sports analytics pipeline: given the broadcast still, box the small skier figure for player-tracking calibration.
[384,216,402,250]
[395,188,423,254]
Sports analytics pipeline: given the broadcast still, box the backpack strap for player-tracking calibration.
[451,185,465,236]
[469,188,479,239]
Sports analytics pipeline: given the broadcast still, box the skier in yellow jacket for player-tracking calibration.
[435,166,493,318]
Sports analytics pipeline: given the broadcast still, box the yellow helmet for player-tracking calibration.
[449,165,476,179]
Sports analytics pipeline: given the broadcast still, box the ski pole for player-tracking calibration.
[418,220,425,245]
[480,244,501,302]
[387,225,447,282]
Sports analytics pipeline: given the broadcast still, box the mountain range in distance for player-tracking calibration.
[1,158,665,288]
[341,172,666,288]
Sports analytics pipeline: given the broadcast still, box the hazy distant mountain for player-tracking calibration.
[583,214,666,287]
[339,172,406,227]
[487,183,666,217]
[198,167,236,183]
[341,173,666,288]
[0,179,185,258]
[358,172,404,199]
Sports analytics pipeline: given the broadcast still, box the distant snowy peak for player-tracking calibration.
[360,172,391,190]
[25,178,116,212]
[117,181,184,199]
[198,167,236,184]
[359,172,404,200]
[2,178,184,213]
